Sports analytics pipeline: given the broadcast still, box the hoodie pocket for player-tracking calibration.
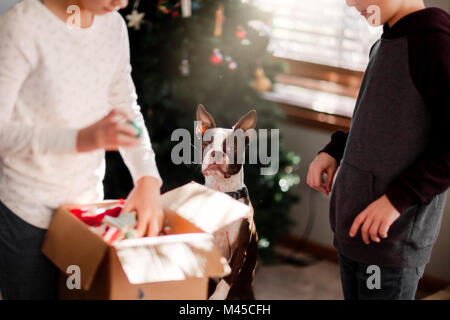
[408,192,446,248]
[330,161,375,240]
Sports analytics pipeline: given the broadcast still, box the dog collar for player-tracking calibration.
[225,186,249,205]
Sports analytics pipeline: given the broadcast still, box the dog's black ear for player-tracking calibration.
[196,104,216,138]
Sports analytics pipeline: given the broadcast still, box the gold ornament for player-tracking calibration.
[250,67,272,92]
[214,4,225,37]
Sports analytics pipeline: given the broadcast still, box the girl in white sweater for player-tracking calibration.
[0,0,164,299]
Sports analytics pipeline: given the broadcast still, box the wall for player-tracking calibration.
[0,0,18,15]
[424,0,450,12]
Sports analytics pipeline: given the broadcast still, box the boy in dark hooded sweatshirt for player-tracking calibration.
[307,0,449,300]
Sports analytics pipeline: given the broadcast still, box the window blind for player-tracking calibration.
[253,0,382,71]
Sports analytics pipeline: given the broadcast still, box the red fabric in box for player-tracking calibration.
[70,206,122,227]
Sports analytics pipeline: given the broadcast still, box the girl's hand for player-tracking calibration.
[76,109,139,152]
[122,176,164,237]
[349,195,401,244]
[307,152,338,196]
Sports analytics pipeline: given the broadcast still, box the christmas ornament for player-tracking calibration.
[129,120,142,138]
[210,48,223,65]
[214,3,225,37]
[112,113,142,138]
[181,0,192,17]
[225,56,238,71]
[236,26,247,39]
[170,2,180,17]
[103,211,137,235]
[192,1,200,10]
[248,20,272,37]
[250,67,272,92]
[228,61,238,70]
[158,0,170,14]
[179,58,190,76]
[126,9,145,31]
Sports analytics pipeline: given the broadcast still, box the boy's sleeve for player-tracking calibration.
[0,25,79,156]
[318,130,348,164]
[108,16,163,188]
[385,32,450,214]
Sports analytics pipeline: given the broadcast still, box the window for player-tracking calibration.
[252,0,382,123]
[254,0,382,71]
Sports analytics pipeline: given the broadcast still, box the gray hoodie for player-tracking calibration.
[323,8,449,267]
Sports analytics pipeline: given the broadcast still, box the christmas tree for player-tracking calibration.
[104,0,301,262]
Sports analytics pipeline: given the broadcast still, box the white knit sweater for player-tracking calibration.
[0,0,162,229]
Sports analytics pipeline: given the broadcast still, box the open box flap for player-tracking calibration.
[161,182,251,233]
[113,233,231,284]
[41,205,109,290]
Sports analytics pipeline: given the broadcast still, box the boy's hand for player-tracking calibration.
[122,176,164,237]
[307,152,338,196]
[349,195,400,244]
[76,109,139,152]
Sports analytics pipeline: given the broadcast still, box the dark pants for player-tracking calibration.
[338,253,425,300]
[0,201,58,300]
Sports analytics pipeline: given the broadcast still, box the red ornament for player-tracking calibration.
[236,27,247,39]
[210,49,223,65]
[225,56,237,71]
[228,61,238,70]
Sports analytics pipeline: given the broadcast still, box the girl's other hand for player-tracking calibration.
[122,176,164,237]
[76,109,139,152]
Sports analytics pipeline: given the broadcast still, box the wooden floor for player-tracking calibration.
[422,286,450,300]
[254,246,430,300]
[254,261,344,300]
[0,246,439,300]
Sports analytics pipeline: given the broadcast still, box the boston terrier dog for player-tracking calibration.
[196,104,258,300]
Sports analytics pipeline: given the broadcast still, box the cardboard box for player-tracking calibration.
[41,181,251,300]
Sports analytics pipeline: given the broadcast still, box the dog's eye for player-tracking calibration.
[202,136,213,148]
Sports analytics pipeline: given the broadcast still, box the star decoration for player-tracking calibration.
[126,9,145,31]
